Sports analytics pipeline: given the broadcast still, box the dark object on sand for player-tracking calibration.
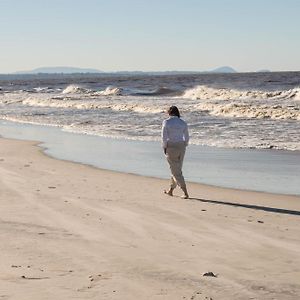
[203,272,217,277]
[21,275,50,280]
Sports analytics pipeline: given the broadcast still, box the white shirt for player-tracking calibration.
[161,116,189,148]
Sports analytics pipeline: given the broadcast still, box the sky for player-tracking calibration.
[0,0,300,73]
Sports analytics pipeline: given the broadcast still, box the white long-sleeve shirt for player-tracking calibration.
[161,116,189,148]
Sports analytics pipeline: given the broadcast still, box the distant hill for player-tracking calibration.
[15,66,102,74]
[209,66,237,73]
[114,66,238,75]
[12,65,238,75]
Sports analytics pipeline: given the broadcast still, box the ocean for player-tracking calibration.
[1,72,300,151]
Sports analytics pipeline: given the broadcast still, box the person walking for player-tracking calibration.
[162,106,189,199]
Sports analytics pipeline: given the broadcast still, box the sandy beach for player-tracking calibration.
[1,137,300,300]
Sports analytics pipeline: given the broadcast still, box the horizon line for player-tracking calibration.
[1,65,300,75]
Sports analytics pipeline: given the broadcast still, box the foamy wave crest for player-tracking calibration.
[0,92,29,105]
[96,86,123,96]
[22,96,164,114]
[62,85,91,94]
[294,88,300,100]
[182,85,300,100]
[62,85,124,96]
[195,102,300,120]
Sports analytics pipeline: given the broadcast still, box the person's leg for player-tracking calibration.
[166,144,188,198]
[179,145,186,170]
[178,144,189,198]
[164,176,176,196]
[164,148,178,196]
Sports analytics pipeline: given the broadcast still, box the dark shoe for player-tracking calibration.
[164,188,174,196]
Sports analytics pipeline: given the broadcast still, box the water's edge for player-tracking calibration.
[0,120,299,196]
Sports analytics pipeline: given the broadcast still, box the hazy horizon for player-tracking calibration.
[3,66,295,75]
[5,65,240,74]
[1,0,300,73]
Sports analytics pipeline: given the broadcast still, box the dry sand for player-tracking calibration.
[0,138,300,300]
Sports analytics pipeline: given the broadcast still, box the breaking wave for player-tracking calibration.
[62,85,124,96]
[194,102,300,120]
[22,96,164,114]
[61,84,178,97]
[180,85,300,121]
[62,84,91,94]
[96,86,123,96]
[182,85,300,101]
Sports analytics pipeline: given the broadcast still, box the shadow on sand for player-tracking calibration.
[188,197,300,216]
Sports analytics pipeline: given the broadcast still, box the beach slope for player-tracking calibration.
[0,138,299,299]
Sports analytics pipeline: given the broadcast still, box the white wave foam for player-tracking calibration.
[0,92,29,105]
[182,85,300,101]
[180,85,300,120]
[33,87,54,93]
[96,86,123,96]
[293,87,300,100]
[195,102,300,120]
[62,85,124,96]
[22,95,164,114]
[62,84,91,94]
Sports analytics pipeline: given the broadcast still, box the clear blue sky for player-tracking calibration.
[1,0,299,73]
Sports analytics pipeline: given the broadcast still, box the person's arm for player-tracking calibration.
[183,123,189,146]
[161,120,168,153]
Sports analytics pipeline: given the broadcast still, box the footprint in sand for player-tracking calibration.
[77,274,103,291]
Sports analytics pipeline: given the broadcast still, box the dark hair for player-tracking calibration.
[168,106,180,118]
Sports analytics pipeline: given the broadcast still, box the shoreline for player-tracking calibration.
[0,137,300,299]
[4,135,300,204]
[1,120,300,196]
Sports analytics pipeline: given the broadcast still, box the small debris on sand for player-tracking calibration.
[203,272,217,277]
[21,275,49,280]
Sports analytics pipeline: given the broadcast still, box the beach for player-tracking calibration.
[2,0,300,298]
[1,137,300,300]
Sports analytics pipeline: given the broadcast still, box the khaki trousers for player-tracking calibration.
[166,142,187,190]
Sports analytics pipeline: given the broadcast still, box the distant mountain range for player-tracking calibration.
[12,65,246,75]
[15,66,103,74]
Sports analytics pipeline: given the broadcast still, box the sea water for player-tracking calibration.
[1,72,300,151]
